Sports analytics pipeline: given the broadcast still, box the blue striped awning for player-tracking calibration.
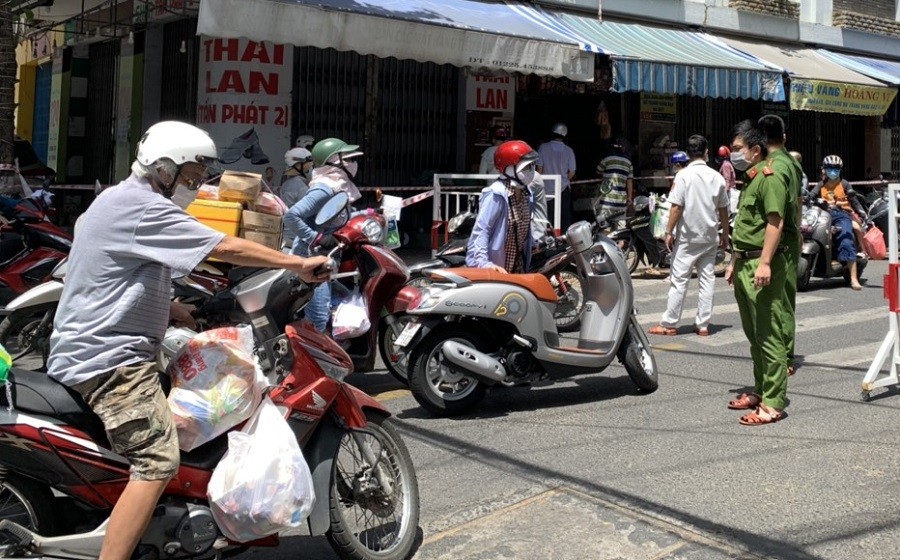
[556,17,786,101]
[818,50,900,86]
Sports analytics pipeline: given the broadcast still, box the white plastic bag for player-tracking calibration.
[332,289,371,340]
[208,397,315,542]
[167,325,266,451]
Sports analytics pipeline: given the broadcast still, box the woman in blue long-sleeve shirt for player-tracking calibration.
[284,138,363,331]
[466,140,538,273]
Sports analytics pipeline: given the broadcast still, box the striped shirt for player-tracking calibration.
[596,154,633,211]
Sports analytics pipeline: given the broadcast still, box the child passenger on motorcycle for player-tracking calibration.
[466,140,538,273]
[809,155,866,290]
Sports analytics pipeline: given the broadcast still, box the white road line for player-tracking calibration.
[801,342,885,371]
[689,306,884,347]
[637,294,829,328]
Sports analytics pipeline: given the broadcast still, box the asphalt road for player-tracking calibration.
[243,258,900,560]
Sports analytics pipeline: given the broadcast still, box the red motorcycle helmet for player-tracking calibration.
[717,146,731,158]
[494,140,538,176]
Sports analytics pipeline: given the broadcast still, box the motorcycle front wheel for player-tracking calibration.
[327,412,420,560]
[617,319,659,393]
[378,315,415,385]
[0,475,57,543]
[617,238,640,274]
[0,304,57,371]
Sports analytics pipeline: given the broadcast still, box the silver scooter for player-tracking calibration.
[396,220,658,416]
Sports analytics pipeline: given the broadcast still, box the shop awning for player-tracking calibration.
[197,0,597,82]
[556,17,786,101]
[720,37,898,116]
[818,50,900,87]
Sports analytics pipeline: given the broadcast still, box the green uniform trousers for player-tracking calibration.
[734,253,789,410]
[783,235,800,364]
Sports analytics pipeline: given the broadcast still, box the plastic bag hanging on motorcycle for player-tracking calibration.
[167,325,267,451]
[382,194,403,250]
[208,396,316,542]
[863,225,887,260]
[650,197,670,240]
[332,288,371,340]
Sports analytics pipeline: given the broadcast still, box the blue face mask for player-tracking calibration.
[826,169,841,180]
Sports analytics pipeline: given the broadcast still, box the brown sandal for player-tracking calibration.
[739,405,783,426]
[648,325,677,336]
[727,392,761,410]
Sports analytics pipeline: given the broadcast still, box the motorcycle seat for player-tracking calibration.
[452,268,557,302]
[1,368,107,442]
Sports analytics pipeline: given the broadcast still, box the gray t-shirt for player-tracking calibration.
[47,174,226,387]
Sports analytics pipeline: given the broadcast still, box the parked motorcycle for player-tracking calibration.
[0,197,71,306]
[866,185,896,242]
[408,202,585,337]
[396,220,659,417]
[606,196,733,276]
[0,247,420,560]
[797,196,868,291]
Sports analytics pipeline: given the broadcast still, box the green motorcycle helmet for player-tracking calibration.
[311,138,361,167]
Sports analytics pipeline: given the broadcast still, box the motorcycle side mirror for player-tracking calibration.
[315,191,351,229]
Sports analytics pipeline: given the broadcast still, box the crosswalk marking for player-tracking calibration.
[800,342,884,371]
[637,294,829,329]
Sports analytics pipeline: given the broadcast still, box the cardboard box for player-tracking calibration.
[241,229,282,250]
[242,210,283,234]
[219,171,262,202]
[187,199,243,236]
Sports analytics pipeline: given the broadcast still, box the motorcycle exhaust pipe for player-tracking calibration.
[441,340,506,384]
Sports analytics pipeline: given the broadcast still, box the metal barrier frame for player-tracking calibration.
[431,174,562,256]
[862,182,900,401]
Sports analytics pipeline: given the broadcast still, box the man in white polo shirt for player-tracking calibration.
[648,134,729,337]
[537,122,576,230]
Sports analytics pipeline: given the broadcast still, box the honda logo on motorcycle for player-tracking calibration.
[306,390,327,412]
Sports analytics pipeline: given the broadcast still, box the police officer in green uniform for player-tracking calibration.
[724,120,790,425]
[758,115,803,376]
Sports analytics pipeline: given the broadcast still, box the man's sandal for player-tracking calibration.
[648,325,677,336]
[727,392,761,410]
[739,405,783,426]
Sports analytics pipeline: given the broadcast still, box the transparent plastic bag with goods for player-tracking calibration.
[167,325,266,451]
[331,289,371,340]
[208,396,315,542]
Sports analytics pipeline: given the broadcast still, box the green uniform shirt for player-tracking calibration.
[732,161,789,251]
[768,148,803,245]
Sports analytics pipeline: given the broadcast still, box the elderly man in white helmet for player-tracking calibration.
[46,121,330,560]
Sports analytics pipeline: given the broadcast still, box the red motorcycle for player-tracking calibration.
[0,197,71,306]
[0,268,420,560]
[313,199,420,383]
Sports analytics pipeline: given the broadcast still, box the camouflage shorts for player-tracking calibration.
[72,362,180,481]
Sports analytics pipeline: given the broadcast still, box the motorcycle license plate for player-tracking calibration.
[395,322,421,348]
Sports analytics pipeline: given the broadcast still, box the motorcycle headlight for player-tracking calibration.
[802,209,818,227]
[448,213,468,233]
[362,218,384,243]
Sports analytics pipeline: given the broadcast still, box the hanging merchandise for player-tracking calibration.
[381,194,403,249]
[650,196,670,240]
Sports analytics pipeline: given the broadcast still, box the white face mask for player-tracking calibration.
[343,160,359,177]
[517,166,536,187]
[730,149,752,172]
[170,184,199,209]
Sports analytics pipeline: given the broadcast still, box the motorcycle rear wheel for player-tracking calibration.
[327,412,420,560]
[0,304,56,371]
[0,475,56,543]
[618,239,639,274]
[408,327,488,416]
[552,269,584,333]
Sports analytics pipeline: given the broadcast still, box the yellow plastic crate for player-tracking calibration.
[187,199,242,237]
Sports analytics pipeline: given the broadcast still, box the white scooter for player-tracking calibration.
[397,220,658,416]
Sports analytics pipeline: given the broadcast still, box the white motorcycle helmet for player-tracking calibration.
[284,147,312,168]
[136,121,219,168]
[296,134,315,150]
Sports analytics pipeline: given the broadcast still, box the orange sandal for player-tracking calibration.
[727,392,761,410]
[648,325,677,336]
[739,405,783,426]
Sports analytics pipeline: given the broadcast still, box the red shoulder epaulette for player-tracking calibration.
[747,167,758,179]
[763,166,774,176]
